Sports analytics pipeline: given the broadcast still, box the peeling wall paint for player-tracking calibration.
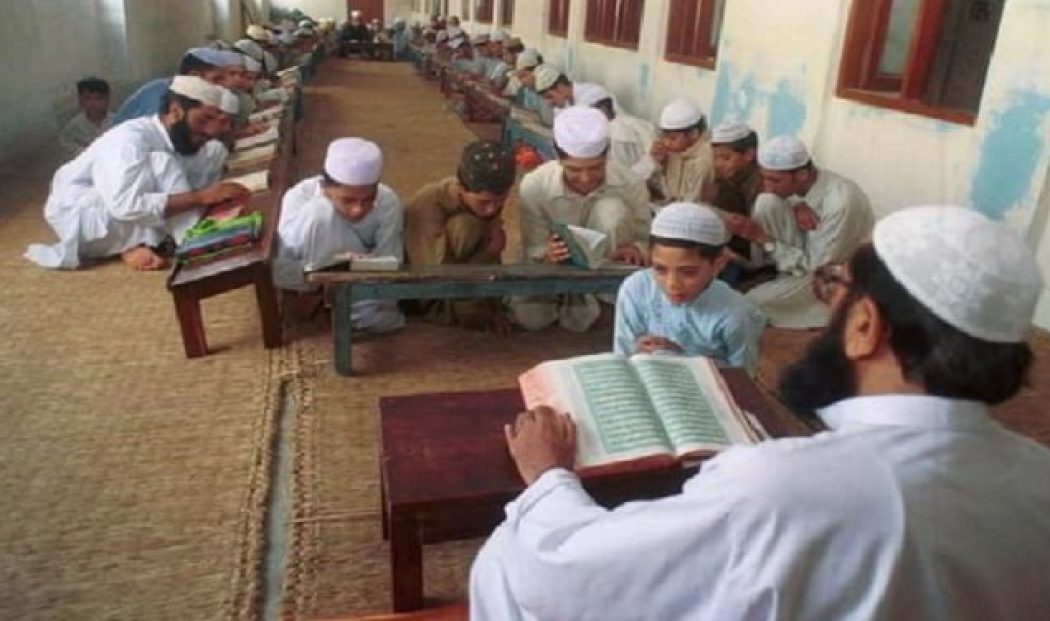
[767,79,807,137]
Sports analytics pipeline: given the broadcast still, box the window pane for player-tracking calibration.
[922,0,1004,113]
[878,0,922,76]
[709,0,725,49]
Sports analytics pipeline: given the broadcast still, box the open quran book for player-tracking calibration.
[519,354,761,474]
[226,143,278,172]
[223,169,269,193]
[233,124,280,151]
[551,222,608,270]
[304,253,402,273]
[249,106,285,124]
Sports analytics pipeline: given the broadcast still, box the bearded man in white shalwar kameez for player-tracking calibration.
[471,205,1050,620]
[26,76,244,271]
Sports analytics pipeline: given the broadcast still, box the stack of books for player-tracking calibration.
[175,209,264,266]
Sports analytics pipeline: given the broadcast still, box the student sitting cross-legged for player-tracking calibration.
[273,137,404,333]
[404,140,517,333]
[613,202,766,374]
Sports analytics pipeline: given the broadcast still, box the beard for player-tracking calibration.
[777,305,857,424]
[168,117,201,156]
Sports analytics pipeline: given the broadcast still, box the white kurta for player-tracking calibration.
[746,168,874,329]
[471,395,1050,620]
[25,116,226,269]
[58,111,113,159]
[609,112,658,182]
[274,175,404,332]
[510,160,651,332]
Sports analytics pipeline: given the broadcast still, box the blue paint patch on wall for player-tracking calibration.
[969,91,1050,220]
[767,79,807,136]
[710,62,733,125]
[734,75,758,123]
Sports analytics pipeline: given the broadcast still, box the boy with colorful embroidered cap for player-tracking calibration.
[614,202,766,373]
[404,140,517,332]
[274,138,404,332]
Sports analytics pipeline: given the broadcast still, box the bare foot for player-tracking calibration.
[121,246,167,271]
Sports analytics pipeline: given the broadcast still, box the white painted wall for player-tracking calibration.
[409,0,1050,331]
[0,0,240,168]
[270,0,414,22]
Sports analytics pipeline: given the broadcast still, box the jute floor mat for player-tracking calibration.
[0,172,280,618]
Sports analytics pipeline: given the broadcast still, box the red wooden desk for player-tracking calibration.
[166,116,297,357]
[377,370,810,611]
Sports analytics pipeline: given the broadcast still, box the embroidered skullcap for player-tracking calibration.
[554,106,610,158]
[235,38,264,61]
[324,138,384,186]
[651,202,729,246]
[246,24,269,42]
[758,136,811,170]
[873,206,1043,343]
[458,140,516,194]
[169,75,224,108]
[574,83,611,108]
[711,120,754,145]
[218,87,239,114]
[188,47,244,68]
[533,64,562,93]
[515,48,541,71]
[659,98,704,131]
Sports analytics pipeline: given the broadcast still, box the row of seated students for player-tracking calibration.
[26,19,325,271]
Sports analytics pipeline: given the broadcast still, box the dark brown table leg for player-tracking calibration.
[254,267,283,349]
[172,290,208,358]
[389,508,424,612]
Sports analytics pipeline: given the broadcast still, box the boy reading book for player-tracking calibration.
[614,202,766,374]
[273,138,404,331]
[519,353,760,473]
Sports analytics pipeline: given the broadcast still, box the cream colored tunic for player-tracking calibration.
[652,135,715,204]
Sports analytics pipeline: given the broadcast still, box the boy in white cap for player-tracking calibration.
[533,65,574,109]
[510,106,650,332]
[742,135,873,329]
[708,120,763,282]
[114,48,244,125]
[274,138,404,332]
[470,205,1050,621]
[575,83,658,182]
[614,202,765,373]
[648,97,715,207]
[26,76,245,271]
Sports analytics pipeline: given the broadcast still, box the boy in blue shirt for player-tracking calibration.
[614,202,766,373]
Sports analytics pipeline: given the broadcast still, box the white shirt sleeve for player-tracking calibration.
[93,141,185,227]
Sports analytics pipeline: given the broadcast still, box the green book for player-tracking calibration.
[550,222,608,270]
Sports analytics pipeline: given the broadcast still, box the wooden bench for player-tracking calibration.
[463,82,510,123]
[307,263,639,376]
[165,115,297,358]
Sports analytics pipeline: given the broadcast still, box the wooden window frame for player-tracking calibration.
[664,0,722,70]
[548,0,571,37]
[475,0,494,23]
[837,0,976,125]
[500,0,514,27]
[584,0,644,50]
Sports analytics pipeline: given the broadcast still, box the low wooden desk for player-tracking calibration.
[502,112,556,161]
[463,83,510,123]
[165,115,296,358]
[307,264,638,376]
[378,372,809,612]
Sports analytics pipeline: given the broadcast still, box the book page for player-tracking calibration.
[632,355,755,456]
[520,354,672,469]
[234,125,280,151]
[223,169,269,193]
[226,144,278,171]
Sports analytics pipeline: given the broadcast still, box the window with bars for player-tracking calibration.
[500,0,515,27]
[664,0,725,68]
[475,0,494,23]
[837,0,1004,124]
[548,0,570,36]
[584,0,644,49]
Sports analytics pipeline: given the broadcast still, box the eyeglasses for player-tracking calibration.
[813,263,851,305]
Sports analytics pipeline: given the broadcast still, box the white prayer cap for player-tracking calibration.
[246,24,269,42]
[218,87,239,115]
[554,106,610,158]
[872,206,1043,343]
[188,47,244,68]
[298,19,313,27]
[448,37,464,50]
[351,9,362,17]
[758,136,811,170]
[515,48,541,70]
[575,83,611,108]
[472,32,490,45]
[278,31,295,45]
[235,38,264,60]
[533,64,562,93]
[659,98,705,131]
[711,120,754,145]
[651,202,729,246]
[324,138,384,186]
[243,55,262,72]
[491,30,507,42]
[169,75,224,108]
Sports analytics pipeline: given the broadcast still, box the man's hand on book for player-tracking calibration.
[544,234,571,264]
[635,335,683,355]
[505,406,577,485]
